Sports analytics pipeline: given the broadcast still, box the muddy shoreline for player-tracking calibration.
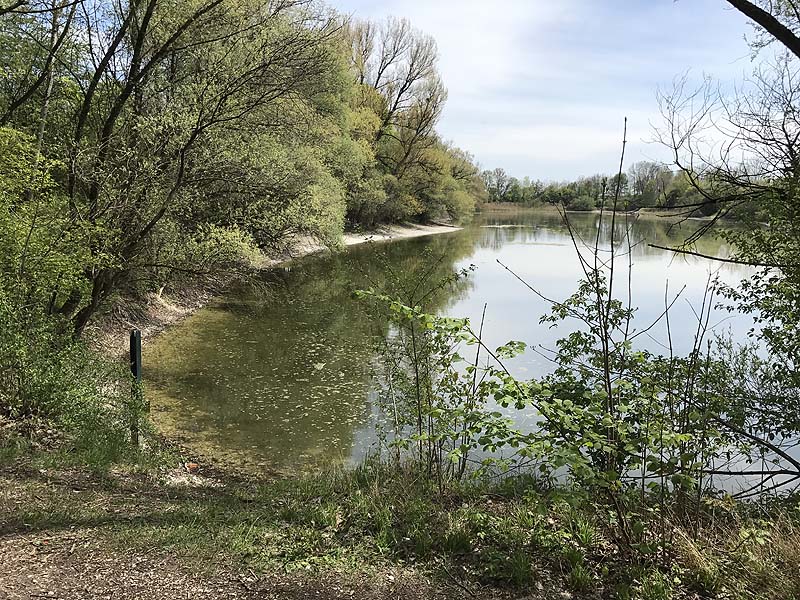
[87,223,462,359]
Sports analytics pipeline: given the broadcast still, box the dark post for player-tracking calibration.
[130,329,142,383]
[129,329,142,446]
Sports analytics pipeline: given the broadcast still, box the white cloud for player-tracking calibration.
[332,0,755,179]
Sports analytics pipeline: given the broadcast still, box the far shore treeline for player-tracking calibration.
[480,162,734,216]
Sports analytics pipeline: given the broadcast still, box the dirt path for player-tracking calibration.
[0,532,441,600]
[0,459,519,600]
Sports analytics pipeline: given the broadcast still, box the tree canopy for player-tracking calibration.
[0,0,485,338]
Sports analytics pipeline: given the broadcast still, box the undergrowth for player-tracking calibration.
[1,450,798,600]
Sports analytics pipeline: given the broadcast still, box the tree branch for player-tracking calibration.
[648,243,791,269]
[726,0,800,59]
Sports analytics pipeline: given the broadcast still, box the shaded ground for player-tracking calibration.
[0,458,534,600]
[0,532,448,600]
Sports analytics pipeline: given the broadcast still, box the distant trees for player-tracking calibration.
[627,161,672,207]
[480,168,511,202]
[480,169,543,203]
[478,161,702,211]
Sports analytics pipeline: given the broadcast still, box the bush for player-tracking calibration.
[0,297,133,461]
[565,195,595,211]
[0,127,132,460]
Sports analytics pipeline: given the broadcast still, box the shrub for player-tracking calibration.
[565,195,596,211]
[0,298,132,462]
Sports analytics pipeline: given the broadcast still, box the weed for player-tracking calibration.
[568,563,593,592]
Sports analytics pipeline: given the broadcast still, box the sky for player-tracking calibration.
[329,0,757,181]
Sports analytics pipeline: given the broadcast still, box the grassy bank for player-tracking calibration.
[1,436,798,600]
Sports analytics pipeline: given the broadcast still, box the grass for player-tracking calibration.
[2,439,800,599]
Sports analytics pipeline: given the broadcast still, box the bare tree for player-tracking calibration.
[382,76,446,178]
[655,12,800,491]
[348,19,375,86]
[656,59,799,235]
[347,16,440,145]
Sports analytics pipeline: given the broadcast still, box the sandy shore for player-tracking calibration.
[89,222,462,357]
[343,223,461,245]
[267,223,462,265]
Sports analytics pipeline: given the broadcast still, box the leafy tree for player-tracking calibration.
[0,2,483,335]
[565,195,595,211]
[343,16,483,225]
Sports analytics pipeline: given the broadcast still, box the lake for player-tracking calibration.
[146,209,755,471]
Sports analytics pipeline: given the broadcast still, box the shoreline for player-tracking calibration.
[478,202,719,221]
[87,222,462,358]
[267,222,462,266]
[343,222,462,246]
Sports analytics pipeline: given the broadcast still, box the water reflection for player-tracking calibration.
[147,209,755,471]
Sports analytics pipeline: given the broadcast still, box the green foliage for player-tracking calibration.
[361,264,724,504]
[0,2,483,340]
[0,127,155,460]
[566,195,596,211]
[0,128,95,420]
[358,285,528,485]
[0,295,133,463]
[0,127,99,306]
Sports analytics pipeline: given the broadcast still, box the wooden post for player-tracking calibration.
[129,329,142,446]
[130,329,142,383]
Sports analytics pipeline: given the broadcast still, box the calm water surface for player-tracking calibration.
[147,210,754,471]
